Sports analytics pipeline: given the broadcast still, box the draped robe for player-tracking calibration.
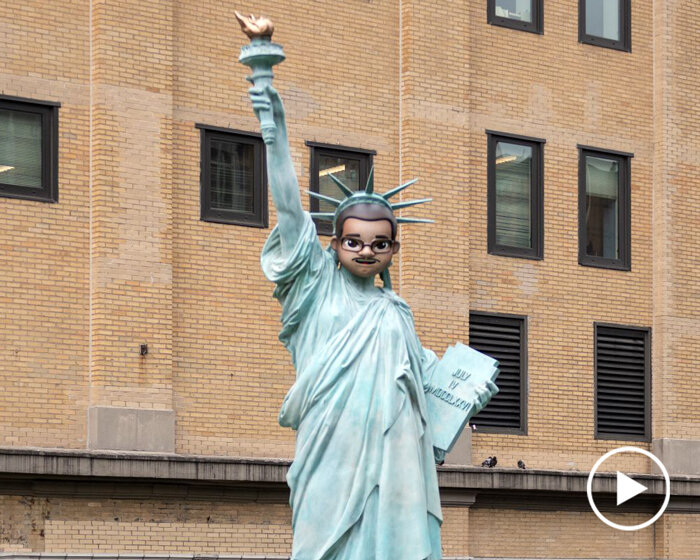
[262,213,442,560]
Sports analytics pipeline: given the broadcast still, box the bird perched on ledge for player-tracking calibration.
[517,459,527,469]
[481,456,498,468]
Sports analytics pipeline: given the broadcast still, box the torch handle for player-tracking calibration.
[247,66,277,145]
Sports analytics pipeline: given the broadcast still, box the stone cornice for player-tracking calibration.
[1,447,699,511]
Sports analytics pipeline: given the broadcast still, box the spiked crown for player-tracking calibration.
[308,167,434,236]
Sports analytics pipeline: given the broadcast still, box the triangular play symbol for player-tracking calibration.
[616,471,647,505]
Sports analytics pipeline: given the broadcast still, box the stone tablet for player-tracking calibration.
[424,342,500,452]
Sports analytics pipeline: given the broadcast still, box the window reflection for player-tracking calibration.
[585,156,619,259]
[318,155,361,213]
[495,0,533,23]
[495,141,532,249]
[585,0,620,41]
[210,139,255,213]
[0,109,42,188]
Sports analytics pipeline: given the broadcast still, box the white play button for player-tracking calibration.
[587,446,671,531]
[616,471,647,505]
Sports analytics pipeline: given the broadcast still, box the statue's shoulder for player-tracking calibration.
[379,288,412,314]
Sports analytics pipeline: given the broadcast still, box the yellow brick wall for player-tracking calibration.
[7,494,699,559]
[0,0,676,464]
[0,1,90,448]
[651,0,700,442]
[466,0,654,472]
[89,0,176,414]
[399,0,473,422]
[441,507,470,558]
[656,514,700,560]
[1,0,699,556]
[0,495,292,555]
[0,494,467,557]
[469,509,654,559]
[171,0,402,456]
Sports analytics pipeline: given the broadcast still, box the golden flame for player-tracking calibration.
[234,12,275,39]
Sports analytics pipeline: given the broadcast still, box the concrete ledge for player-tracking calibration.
[1,447,700,511]
[438,463,700,496]
[0,447,290,484]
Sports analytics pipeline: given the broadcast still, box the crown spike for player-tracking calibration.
[306,190,342,206]
[396,217,435,224]
[365,166,375,194]
[326,173,354,198]
[310,212,335,221]
[390,198,432,211]
[381,178,419,200]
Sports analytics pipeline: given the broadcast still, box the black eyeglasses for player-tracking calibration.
[340,236,398,254]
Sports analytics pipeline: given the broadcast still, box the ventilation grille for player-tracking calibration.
[596,326,649,439]
[469,313,524,430]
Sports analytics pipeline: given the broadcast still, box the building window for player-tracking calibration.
[0,96,59,203]
[595,324,650,441]
[579,0,631,51]
[307,142,374,236]
[487,131,544,260]
[197,125,267,227]
[469,312,527,434]
[578,146,632,270]
[488,0,543,34]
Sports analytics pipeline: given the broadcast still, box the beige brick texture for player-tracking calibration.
[651,0,700,442]
[0,495,292,556]
[0,1,90,449]
[469,509,654,558]
[0,0,665,470]
[89,0,176,416]
[466,0,654,473]
[1,0,699,557]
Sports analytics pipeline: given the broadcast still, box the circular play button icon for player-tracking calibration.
[616,471,648,505]
[587,446,670,531]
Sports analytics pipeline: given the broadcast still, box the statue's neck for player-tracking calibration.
[340,265,376,292]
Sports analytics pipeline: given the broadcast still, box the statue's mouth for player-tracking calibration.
[353,258,378,265]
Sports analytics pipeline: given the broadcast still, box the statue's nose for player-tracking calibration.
[359,245,375,257]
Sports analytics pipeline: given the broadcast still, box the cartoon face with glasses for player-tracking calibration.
[330,209,401,279]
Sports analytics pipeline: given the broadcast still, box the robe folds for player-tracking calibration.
[261,212,442,560]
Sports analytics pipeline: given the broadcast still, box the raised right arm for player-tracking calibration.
[249,85,305,254]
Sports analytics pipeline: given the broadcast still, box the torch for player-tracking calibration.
[235,12,285,145]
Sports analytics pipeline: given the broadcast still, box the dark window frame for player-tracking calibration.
[488,0,543,34]
[306,141,375,236]
[579,0,631,52]
[487,131,545,260]
[469,311,528,436]
[0,95,59,203]
[197,124,268,228]
[578,145,632,270]
[594,323,651,442]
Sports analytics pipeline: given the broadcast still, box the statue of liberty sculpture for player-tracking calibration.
[237,13,499,560]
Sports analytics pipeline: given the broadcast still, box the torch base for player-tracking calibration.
[239,41,285,67]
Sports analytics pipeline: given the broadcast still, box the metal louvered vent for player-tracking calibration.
[595,325,650,440]
[469,312,526,433]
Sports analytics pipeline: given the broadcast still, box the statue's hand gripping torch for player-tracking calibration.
[235,12,285,145]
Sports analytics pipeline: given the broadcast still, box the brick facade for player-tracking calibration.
[1,0,698,557]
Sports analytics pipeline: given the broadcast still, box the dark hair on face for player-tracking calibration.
[334,203,397,240]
